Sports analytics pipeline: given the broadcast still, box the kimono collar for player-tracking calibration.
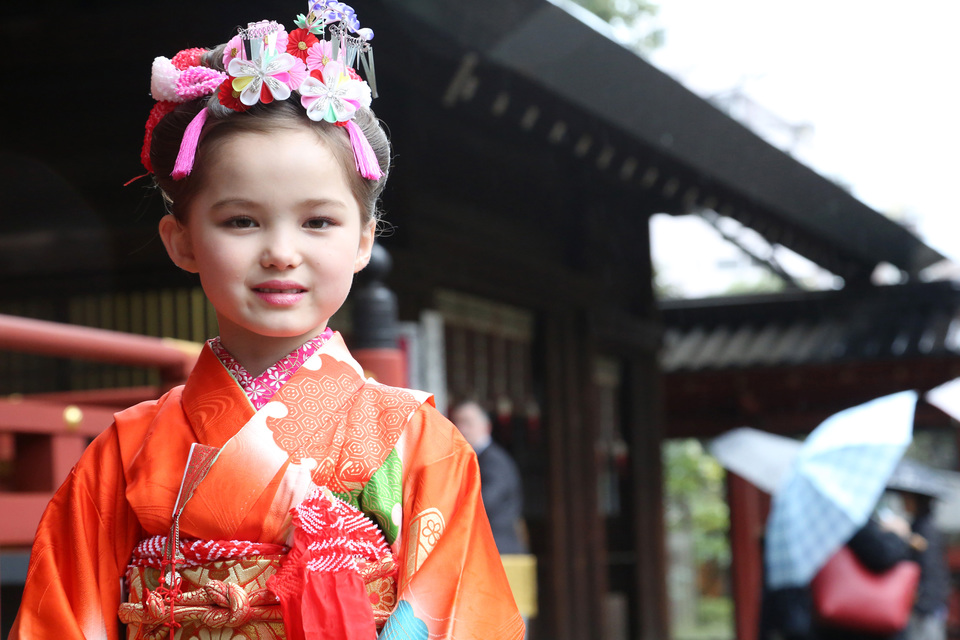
[208,328,334,410]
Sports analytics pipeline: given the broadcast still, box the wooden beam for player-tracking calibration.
[626,353,669,640]
[663,356,960,438]
[543,313,573,640]
[589,308,661,353]
[560,314,592,640]
[727,473,770,640]
[540,311,613,638]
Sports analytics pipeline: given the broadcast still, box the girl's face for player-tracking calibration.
[160,127,374,362]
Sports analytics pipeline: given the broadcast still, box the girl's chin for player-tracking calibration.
[246,327,329,340]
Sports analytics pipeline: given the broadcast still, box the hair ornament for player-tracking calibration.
[140,101,177,174]
[227,51,302,106]
[142,0,382,181]
[146,56,229,180]
[171,107,210,180]
[150,58,182,102]
[142,56,227,176]
[344,119,381,179]
[299,59,371,123]
[150,58,227,104]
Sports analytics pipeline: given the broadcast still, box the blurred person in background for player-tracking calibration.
[761,515,916,640]
[887,488,950,640]
[451,400,527,554]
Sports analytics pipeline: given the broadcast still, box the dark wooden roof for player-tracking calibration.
[661,282,960,372]
[660,281,960,437]
[384,0,943,281]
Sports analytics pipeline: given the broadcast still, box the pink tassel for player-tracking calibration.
[344,120,383,180]
[171,107,209,180]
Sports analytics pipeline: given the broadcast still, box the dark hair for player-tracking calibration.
[149,45,390,226]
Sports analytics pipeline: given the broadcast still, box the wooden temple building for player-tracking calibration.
[0,0,952,637]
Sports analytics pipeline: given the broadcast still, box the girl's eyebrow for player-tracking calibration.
[299,198,348,210]
[209,198,349,210]
[210,198,261,210]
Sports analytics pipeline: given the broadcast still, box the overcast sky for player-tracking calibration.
[640,0,959,296]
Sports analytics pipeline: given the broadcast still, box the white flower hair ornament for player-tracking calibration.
[299,60,381,179]
[300,60,372,123]
[227,51,300,106]
[141,1,382,181]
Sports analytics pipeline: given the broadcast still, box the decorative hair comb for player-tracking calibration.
[142,0,382,181]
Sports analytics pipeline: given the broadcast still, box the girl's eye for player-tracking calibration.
[225,216,257,229]
[304,217,333,230]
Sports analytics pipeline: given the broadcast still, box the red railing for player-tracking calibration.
[0,313,200,546]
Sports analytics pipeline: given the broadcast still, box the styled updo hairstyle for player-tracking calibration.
[150,43,390,227]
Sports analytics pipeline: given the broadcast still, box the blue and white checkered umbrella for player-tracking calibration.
[764,390,917,589]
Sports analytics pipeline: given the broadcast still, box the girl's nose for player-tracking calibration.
[260,230,303,270]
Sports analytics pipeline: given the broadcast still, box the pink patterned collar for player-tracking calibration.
[208,328,334,410]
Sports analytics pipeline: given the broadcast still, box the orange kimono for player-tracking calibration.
[11,333,523,639]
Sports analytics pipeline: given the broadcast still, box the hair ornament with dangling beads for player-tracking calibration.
[141,0,382,182]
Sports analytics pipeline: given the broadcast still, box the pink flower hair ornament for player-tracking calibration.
[141,1,381,182]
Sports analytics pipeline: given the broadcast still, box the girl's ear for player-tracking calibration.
[158,214,199,273]
[354,220,376,273]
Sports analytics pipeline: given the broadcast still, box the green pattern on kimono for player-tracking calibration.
[358,448,403,544]
[333,487,363,509]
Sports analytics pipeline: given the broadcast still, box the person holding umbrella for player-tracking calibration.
[885,460,952,640]
[760,391,921,640]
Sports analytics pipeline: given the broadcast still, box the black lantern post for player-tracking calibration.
[351,242,408,387]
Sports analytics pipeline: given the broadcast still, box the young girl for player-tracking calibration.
[11,3,524,639]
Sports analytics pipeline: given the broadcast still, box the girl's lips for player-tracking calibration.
[253,290,305,305]
[252,281,306,305]
[253,280,306,292]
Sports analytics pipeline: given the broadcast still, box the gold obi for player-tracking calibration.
[120,554,287,640]
[119,543,399,639]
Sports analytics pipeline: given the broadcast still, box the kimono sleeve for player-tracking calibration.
[381,404,525,640]
[10,423,142,640]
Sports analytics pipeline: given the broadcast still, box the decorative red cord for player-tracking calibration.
[153,554,183,640]
[140,101,177,173]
